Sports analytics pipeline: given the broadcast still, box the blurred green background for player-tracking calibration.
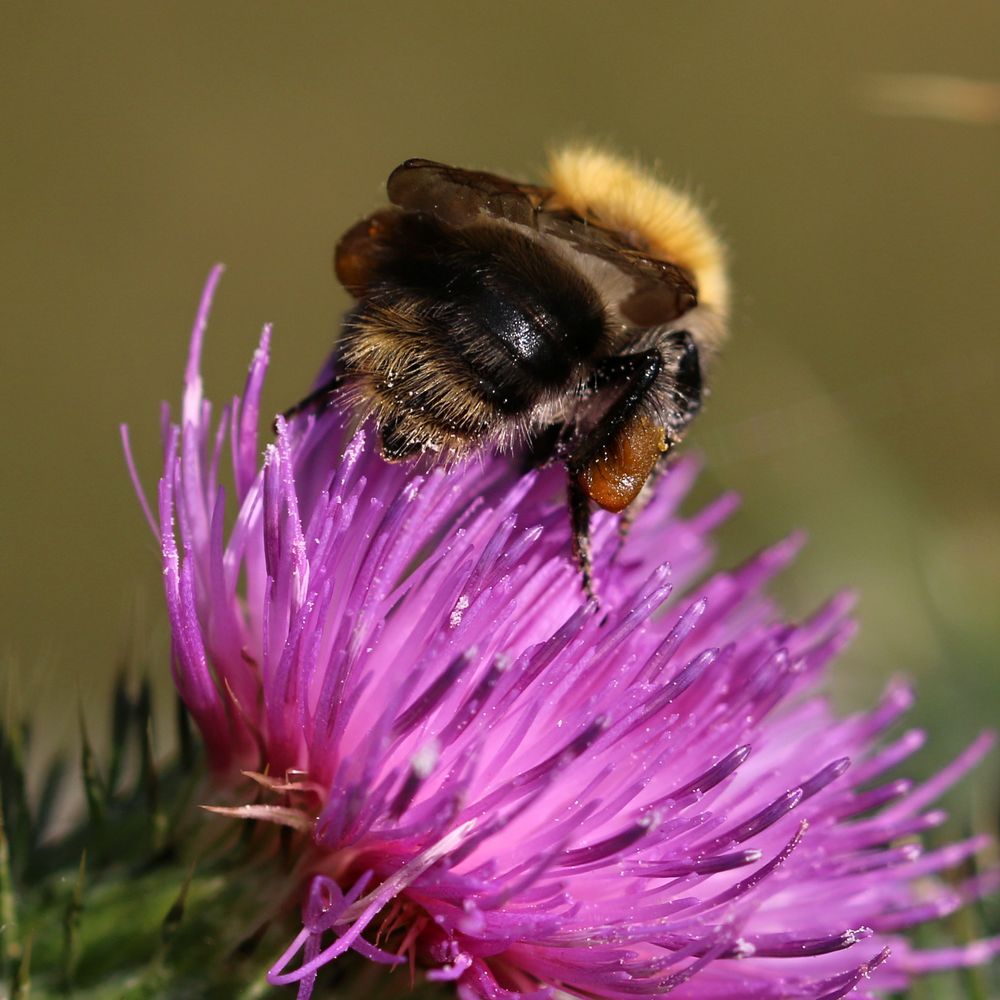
[1,0,997,808]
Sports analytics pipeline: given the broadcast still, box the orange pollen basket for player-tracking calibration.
[576,414,667,513]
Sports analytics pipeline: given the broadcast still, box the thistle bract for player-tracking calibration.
[130,267,999,999]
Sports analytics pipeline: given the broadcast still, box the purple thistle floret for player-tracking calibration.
[126,267,1000,999]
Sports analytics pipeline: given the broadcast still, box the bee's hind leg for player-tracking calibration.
[616,329,702,541]
[568,475,597,601]
[616,458,667,541]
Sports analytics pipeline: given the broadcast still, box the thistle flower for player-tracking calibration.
[128,266,1000,999]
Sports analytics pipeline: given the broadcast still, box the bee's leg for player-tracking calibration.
[658,330,703,440]
[562,350,662,598]
[617,459,668,540]
[568,348,665,499]
[566,332,703,581]
[614,331,702,544]
[279,374,345,426]
[568,475,596,600]
[379,416,426,461]
[522,422,566,473]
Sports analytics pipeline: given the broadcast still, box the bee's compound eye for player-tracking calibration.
[576,415,666,513]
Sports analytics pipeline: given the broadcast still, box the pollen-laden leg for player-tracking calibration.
[617,330,703,539]
[565,349,663,596]
[617,458,668,541]
[566,331,703,593]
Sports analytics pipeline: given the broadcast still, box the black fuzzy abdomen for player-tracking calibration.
[447,282,573,414]
[369,215,608,418]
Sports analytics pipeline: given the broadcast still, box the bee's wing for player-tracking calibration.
[613,251,698,327]
[384,159,697,325]
[337,162,552,297]
[386,159,552,228]
[540,215,698,326]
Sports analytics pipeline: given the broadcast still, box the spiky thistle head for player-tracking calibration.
[120,267,999,999]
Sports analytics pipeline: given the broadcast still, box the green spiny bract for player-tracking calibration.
[4,676,299,999]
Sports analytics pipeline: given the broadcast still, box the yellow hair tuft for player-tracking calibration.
[547,146,728,319]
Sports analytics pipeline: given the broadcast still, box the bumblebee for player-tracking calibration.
[289,147,728,593]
